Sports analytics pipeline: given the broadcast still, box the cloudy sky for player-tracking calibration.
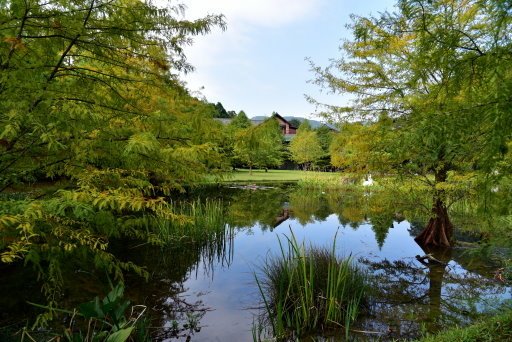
[180,0,396,119]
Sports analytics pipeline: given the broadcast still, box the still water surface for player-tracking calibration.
[137,185,510,341]
[1,185,509,341]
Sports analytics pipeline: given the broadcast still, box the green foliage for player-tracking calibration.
[233,119,284,172]
[295,173,344,190]
[0,0,228,321]
[417,308,512,342]
[212,102,233,118]
[289,129,323,170]
[329,117,393,174]
[220,169,336,183]
[311,0,512,245]
[0,0,226,189]
[297,120,312,131]
[288,118,301,129]
[330,123,368,172]
[151,198,227,244]
[312,0,512,182]
[314,125,334,169]
[0,179,180,312]
[24,282,148,342]
[254,231,369,340]
[229,110,252,130]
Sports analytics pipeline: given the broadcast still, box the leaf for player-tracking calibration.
[113,300,131,323]
[105,327,134,342]
[104,283,124,305]
[78,297,104,319]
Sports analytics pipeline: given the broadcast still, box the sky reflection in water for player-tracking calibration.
[162,187,510,341]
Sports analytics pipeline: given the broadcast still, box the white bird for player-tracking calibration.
[363,174,374,187]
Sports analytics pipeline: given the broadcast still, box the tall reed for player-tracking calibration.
[150,198,226,243]
[148,198,233,272]
[255,230,369,340]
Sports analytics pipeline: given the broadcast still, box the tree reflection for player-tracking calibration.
[117,228,234,341]
[325,191,367,228]
[222,187,333,230]
[225,187,287,230]
[218,185,409,248]
[289,190,330,224]
[361,245,508,340]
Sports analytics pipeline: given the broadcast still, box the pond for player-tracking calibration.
[1,184,510,341]
[126,184,510,341]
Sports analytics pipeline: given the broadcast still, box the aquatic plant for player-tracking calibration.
[149,198,226,244]
[149,198,233,271]
[296,173,345,190]
[255,230,369,340]
[18,283,149,342]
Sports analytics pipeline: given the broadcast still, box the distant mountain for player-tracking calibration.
[249,116,269,122]
[284,116,338,131]
[250,115,339,131]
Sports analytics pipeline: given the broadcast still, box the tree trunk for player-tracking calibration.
[415,197,453,247]
[415,164,454,247]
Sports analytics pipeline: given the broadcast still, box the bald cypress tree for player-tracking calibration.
[311,0,512,247]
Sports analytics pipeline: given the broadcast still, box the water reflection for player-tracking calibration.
[118,226,235,341]
[1,185,509,341]
[362,245,507,340]
[155,185,509,341]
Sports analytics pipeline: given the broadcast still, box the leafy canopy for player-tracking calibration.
[311,0,512,180]
[233,118,284,171]
[0,0,226,313]
[289,129,323,170]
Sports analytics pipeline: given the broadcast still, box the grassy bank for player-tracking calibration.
[417,309,512,342]
[216,169,381,190]
[218,169,341,183]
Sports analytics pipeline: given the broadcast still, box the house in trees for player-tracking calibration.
[251,113,339,141]
[251,113,298,142]
[215,112,338,142]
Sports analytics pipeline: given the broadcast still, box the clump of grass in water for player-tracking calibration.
[297,173,371,191]
[255,230,369,340]
[297,173,344,190]
[151,198,226,244]
[147,198,233,272]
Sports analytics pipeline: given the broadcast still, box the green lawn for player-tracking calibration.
[217,169,340,182]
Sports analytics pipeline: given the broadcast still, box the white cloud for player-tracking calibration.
[180,1,326,105]
[183,0,324,28]
[174,0,330,115]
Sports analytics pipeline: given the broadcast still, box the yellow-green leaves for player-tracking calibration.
[233,118,284,171]
[289,130,323,169]
[312,0,511,185]
[124,132,160,156]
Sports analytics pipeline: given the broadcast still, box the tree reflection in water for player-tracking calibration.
[360,243,507,340]
[222,186,509,340]
[108,225,235,340]
[69,187,512,340]
[2,184,510,341]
